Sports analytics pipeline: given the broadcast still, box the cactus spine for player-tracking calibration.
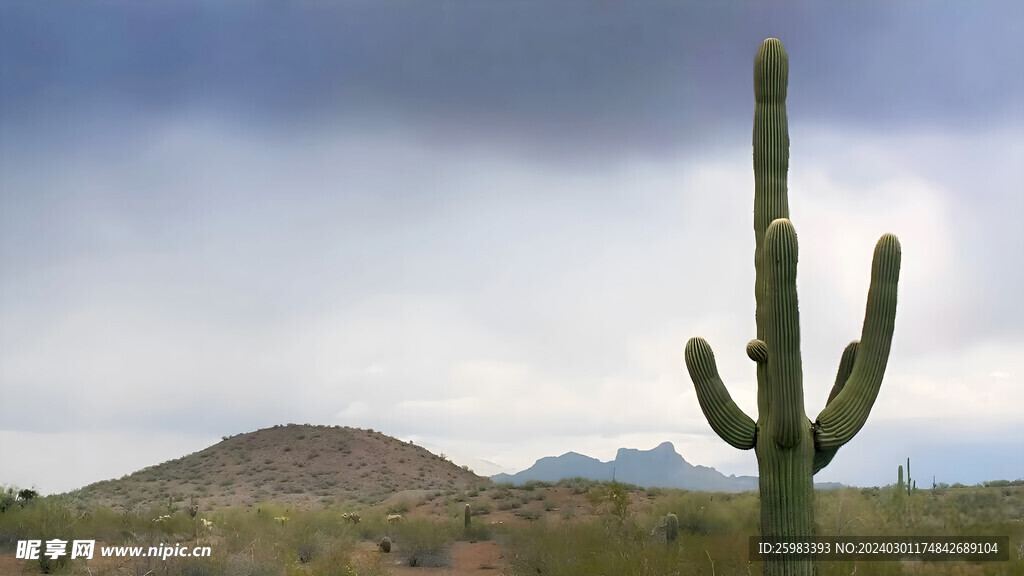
[665,513,679,543]
[464,503,472,528]
[683,38,901,576]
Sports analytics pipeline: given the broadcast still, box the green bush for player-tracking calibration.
[392,517,453,568]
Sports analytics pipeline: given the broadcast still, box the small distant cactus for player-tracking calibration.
[464,503,472,528]
[906,458,913,495]
[378,536,392,553]
[665,513,679,543]
[188,495,199,519]
[898,465,905,492]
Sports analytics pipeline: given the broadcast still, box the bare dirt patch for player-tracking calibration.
[351,539,505,576]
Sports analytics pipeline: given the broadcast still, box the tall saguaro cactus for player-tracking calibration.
[684,38,901,576]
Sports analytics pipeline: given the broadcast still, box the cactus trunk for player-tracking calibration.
[684,38,901,576]
[898,465,905,491]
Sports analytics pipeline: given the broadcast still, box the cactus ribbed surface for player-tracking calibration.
[683,38,902,576]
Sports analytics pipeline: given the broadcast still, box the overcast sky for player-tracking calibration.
[2,2,1022,496]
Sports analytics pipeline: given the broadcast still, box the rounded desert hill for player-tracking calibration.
[66,424,489,512]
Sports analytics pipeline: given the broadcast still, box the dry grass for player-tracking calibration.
[3,477,1022,575]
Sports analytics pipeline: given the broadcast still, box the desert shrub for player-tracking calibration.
[492,489,513,502]
[0,495,84,570]
[14,489,38,503]
[645,487,665,499]
[299,537,368,573]
[175,562,221,576]
[557,477,598,494]
[147,508,196,537]
[0,487,17,515]
[79,505,125,543]
[386,500,411,514]
[392,517,453,568]
[515,509,541,521]
[215,504,290,554]
[294,535,320,564]
[223,553,283,576]
[504,518,686,576]
[585,481,634,524]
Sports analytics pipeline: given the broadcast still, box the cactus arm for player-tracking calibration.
[763,218,806,449]
[814,234,901,450]
[826,341,859,406]
[685,337,757,450]
[812,444,837,475]
[747,339,771,420]
[812,341,859,474]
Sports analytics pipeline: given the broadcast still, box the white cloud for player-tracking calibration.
[0,429,217,495]
[872,337,1024,425]
[1,117,1020,492]
[337,401,371,419]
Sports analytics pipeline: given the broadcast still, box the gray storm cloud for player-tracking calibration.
[2,2,1022,161]
[2,2,1022,493]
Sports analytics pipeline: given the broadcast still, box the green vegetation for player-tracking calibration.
[504,482,1024,576]
[0,480,1021,575]
[683,38,902,575]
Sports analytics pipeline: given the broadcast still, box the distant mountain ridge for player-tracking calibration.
[492,442,842,493]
